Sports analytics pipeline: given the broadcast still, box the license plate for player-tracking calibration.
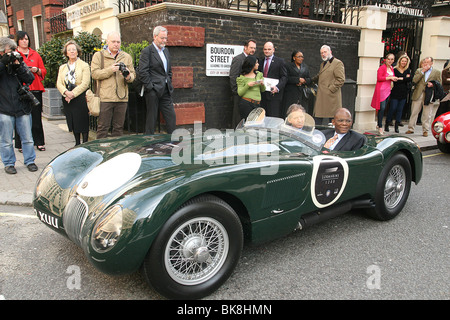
[35,209,60,230]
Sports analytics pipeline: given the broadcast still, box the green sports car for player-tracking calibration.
[33,109,422,299]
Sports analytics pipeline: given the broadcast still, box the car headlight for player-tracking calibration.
[433,121,444,133]
[92,204,123,252]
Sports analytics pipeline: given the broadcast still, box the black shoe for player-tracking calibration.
[384,123,390,132]
[395,122,399,133]
[27,163,38,172]
[4,166,17,174]
[398,122,404,127]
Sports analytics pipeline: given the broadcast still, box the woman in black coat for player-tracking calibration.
[282,50,311,117]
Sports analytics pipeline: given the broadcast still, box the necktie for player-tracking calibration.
[263,58,269,77]
[324,134,338,149]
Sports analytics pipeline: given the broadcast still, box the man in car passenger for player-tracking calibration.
[322,108,365,151]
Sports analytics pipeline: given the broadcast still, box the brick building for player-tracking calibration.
[1,0,63,48]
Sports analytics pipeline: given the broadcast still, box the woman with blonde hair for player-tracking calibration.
[385,54,412,133]
[56,40,91,145]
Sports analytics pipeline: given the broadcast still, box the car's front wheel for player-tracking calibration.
[437,140,450,153]
[367,153,412,221]
[142,195,243,299]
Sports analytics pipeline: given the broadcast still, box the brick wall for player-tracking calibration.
[119,5,360,129]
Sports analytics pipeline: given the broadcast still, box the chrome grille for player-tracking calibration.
[63,196,88,247]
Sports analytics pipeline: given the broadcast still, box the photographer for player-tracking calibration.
[0,37,38,175]
[91,31,135,139]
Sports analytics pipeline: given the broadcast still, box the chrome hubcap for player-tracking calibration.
[164,217,229,285]
[384,164,406,209]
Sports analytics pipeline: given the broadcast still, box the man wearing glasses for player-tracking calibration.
[322,108,365,151]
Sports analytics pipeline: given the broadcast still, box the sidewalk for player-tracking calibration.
[0,118,437,207]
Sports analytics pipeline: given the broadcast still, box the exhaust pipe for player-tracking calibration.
[297,199,374,230]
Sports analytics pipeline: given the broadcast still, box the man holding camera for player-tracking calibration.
[0,37,38,175]
[91,31,136,139]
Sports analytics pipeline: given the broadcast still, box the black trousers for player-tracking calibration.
[144,86,176,135]
[238,98,260,121]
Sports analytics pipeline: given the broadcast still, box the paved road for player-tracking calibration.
[0,150,448,301]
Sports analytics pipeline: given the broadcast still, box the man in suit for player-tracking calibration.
[312,45,345,125]
[322,108,365,151]
[229,39,256,127]
[405,57,441,137]
[258,42,288,118]
[139,26,176,134]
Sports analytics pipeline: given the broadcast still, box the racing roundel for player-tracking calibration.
[311,155,349,208]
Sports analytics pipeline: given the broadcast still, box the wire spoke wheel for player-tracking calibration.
[383,164,406,209]
[165,217,229,285]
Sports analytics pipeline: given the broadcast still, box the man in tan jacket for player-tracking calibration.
[312,45,345,125]
[405,57,441,137]
[91,32,136,139]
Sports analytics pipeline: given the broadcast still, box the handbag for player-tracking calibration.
[302,84,318,99]
[86,52,104,117]
[86,89,100,116]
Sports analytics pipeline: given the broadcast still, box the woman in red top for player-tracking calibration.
[14,31,47,151]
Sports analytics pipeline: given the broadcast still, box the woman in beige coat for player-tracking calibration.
[56,40,91,145]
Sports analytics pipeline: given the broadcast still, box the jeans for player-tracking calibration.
[377,98,388,127]
[387,98,406,123]
[0,113,36,167]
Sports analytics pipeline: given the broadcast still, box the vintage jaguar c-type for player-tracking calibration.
[33,109,422,299]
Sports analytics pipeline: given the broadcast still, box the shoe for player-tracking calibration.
[4,166,17,174]
[394,122,399,133]
[37,146,46,151]
[398,122,404,127]
[27,163,38,172]
[384,123,390,132]
[423,132,428,137]
[405,130,414,134]
[376,126,384,135]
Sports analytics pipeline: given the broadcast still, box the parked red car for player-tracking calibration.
[432,111,450,153]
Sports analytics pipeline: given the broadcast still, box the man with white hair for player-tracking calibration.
[312,45,345,125]
[139,26,176,134]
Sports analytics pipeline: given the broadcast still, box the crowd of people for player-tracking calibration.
[1,31,450,175]
[371,52,448,136]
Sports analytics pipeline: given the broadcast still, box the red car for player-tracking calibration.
[432,111,450,153]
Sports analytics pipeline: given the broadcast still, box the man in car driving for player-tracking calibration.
[322,108,365,151]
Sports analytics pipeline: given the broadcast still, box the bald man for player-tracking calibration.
[91,31,136,139]
[322,108,365,151]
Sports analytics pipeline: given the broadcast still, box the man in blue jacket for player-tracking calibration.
[0,37,37,174]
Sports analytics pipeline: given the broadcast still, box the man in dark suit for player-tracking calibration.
[229,39,256,127]
[322,108,365,151]
[139,26,176,134]
[258,42,288,118]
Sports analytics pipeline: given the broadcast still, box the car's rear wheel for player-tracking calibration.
[437,140,450,153]
[142,195,243,299]
[367,153,412,221]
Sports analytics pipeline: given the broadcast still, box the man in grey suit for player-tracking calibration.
[229,39,256,127]
[139,26,176,134]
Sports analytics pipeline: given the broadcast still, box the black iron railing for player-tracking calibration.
[49,0,437,35]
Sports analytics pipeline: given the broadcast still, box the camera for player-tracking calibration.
[65,81,77,91]
[117,62,130,78]
[18,85,41,108]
